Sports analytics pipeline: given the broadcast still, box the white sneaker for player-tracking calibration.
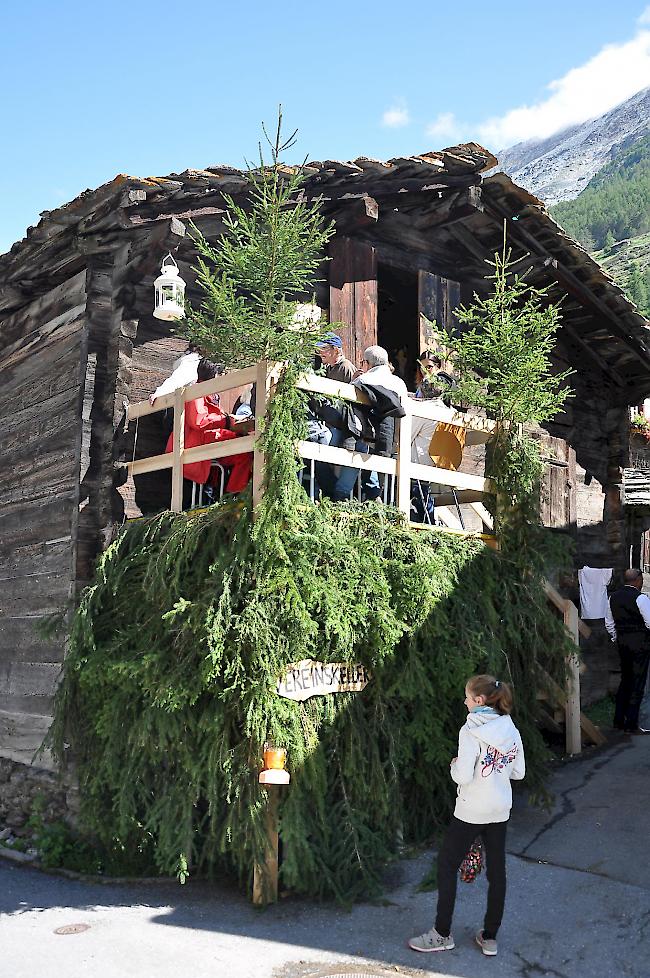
[476,929,498,956]
[408,927,455,952]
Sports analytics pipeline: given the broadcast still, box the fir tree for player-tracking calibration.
[627,261,649,313]
[427,227,573,538]
[182,110,335,372]
[603,229,615,251]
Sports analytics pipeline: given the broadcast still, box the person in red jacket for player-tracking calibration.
[165,358,253,498]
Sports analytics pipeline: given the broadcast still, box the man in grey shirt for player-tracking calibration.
[605,568,650,734]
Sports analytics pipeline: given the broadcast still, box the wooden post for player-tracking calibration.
[563,600,582,755]
[252,360,275,511]
[252,786,279,905]
[396,408,412,518]
[170,387,185,513]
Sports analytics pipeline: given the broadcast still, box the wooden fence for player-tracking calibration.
[126,359,497,539]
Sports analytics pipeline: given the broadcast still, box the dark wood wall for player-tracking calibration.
[0,270,88,766]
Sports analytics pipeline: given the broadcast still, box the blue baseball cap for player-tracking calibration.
[317,333,343,349]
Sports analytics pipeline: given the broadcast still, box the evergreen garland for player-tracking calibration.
[48,121,575,903]
[49,367,571,901]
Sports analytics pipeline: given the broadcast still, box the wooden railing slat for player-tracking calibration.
[127,364,259,420]
[297,440,397,476]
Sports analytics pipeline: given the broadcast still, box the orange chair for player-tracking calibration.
[428,422,467,527]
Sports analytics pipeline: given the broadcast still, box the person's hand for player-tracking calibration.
[451,757,458,765]
[352,367,364,380]
[149,394,157,406]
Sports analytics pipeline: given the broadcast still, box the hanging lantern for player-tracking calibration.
[259,742,290,785]
[153,253,186,321]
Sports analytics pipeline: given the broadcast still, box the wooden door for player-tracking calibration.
[417,270,461,355]
[539,433,577,530]
[328,237,377,366]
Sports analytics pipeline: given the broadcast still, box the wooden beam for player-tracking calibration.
[562,318,626,387]
[469,501,494,530]
[327,195,379,233]
[543,580,591,638]
[127,437,255,477]
[298,440,397,476]
[181,435,255,467]
[410,460,493,494]
[170,388,185,513]
[484,201,650,369]
[396,410,413,517]
[252,786,279,905]
[127,364,259,420]
[433,490,490,507]
[127,452,174,477]
[563,602,582,755]
[252,361,275,509]
[414,186,483,231]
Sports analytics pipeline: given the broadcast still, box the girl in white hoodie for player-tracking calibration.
[409,674,525,958]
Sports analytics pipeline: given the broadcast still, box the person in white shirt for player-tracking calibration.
[408,674,525,958]
[605,568,650,734]
[354,345,408,400]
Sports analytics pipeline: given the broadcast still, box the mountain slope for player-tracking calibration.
[550,135,650,249]
[548,133,650,316]
[497,86,650,206]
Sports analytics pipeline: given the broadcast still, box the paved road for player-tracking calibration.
[2,732,649,978]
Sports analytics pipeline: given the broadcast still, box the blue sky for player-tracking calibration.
[3,0,650,253]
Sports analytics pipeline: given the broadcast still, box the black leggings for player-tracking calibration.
[435,816,508,940]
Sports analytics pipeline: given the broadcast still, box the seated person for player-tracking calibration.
[414,350,456,402]
[165,358,253,502]
[410,351,456,522]
[233,383,255,419]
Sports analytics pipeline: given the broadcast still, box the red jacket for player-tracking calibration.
[165,396,237,484]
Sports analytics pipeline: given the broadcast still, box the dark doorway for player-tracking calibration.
[377,263,419,389]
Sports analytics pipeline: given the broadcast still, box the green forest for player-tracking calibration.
[549,134,650,316]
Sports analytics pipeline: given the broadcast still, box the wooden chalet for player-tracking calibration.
[2,142,650,776]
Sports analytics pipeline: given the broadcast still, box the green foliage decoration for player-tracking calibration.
[181,111,334,372]
[428,229,573,537]
[49,481,571,900]
[47,119,574,903]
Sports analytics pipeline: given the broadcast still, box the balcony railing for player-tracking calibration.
[125,360,497,543]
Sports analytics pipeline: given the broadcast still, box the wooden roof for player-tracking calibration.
[2,142,649,400]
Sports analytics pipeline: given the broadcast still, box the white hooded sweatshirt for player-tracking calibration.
[450,708,525,824]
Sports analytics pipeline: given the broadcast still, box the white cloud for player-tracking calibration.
[426,111,461,142]
[382,101,410,128]
[475,24,650,150]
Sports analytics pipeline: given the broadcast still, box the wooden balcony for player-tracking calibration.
[125,360,497,544]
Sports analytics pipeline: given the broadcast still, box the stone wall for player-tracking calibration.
[0,758,77,835]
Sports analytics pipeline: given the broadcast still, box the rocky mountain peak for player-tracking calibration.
[496,86,650,205]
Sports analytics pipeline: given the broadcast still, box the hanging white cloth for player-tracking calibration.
[578,566,613,619]
[151,351,201,402]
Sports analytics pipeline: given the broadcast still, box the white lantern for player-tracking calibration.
[153,253,186,321]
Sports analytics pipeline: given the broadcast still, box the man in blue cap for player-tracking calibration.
[315,333,356,384]
[314,334,379,502]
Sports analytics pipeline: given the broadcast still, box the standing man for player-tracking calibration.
[605,568,650,734]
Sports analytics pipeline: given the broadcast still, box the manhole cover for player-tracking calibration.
[54,923,91,935]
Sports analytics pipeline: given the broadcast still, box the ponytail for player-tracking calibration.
[467,674,513,715]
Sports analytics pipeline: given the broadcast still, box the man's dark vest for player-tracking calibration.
[609,586,646,643]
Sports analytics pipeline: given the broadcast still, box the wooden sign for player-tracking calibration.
[277,660,371,702]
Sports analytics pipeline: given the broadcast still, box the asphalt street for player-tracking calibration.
[1,729,649,978]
